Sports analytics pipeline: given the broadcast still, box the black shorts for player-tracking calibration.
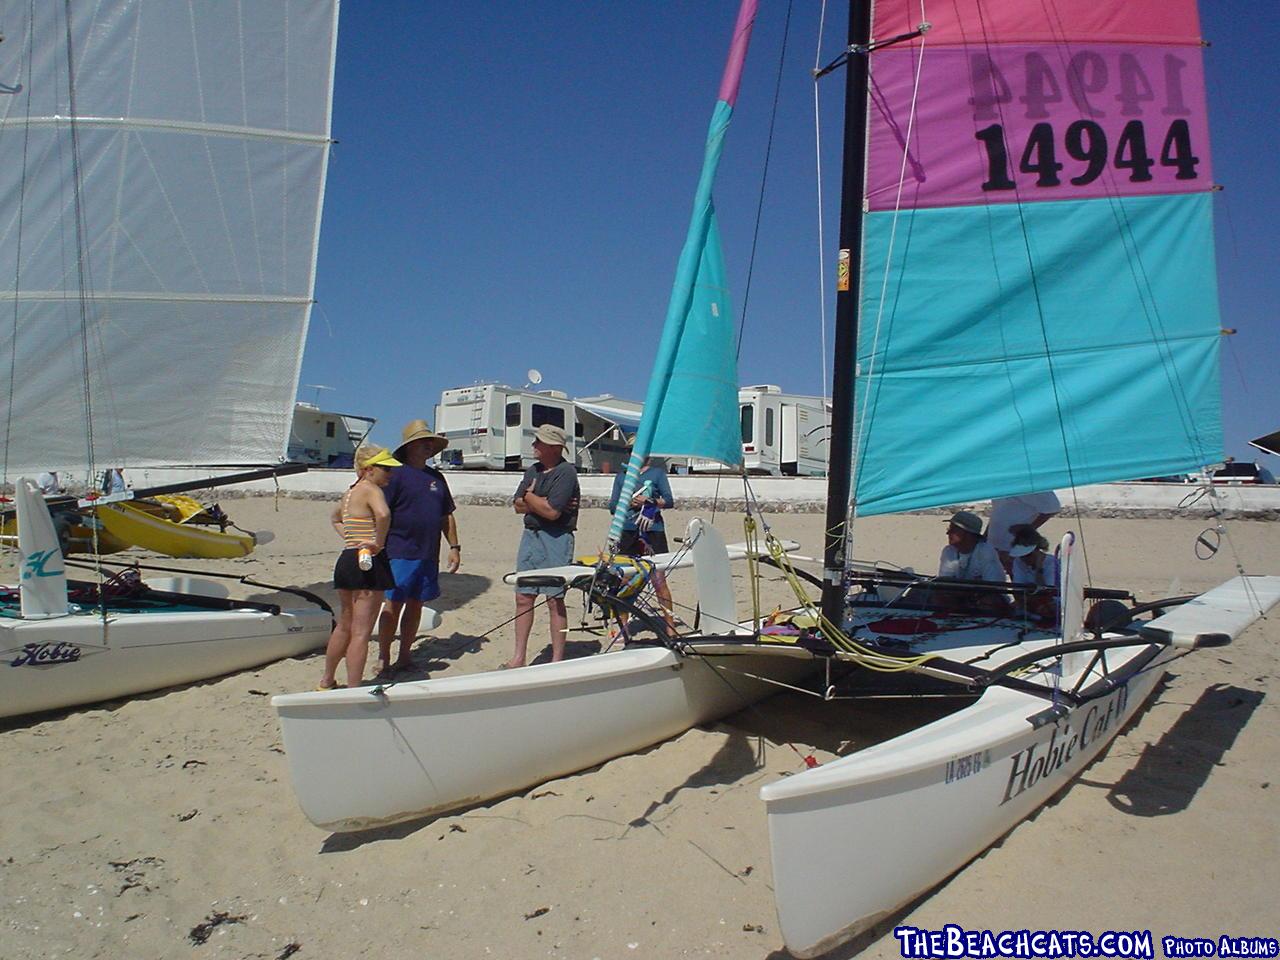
[616,529,668,556]
[333,547,396,591]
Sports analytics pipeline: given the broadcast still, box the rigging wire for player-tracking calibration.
[733,0,793,361]
[849,1,930,548]
[59,0,109,610]
[812,0,831,419]
[2,0,35,494]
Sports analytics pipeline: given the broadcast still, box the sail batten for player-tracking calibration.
[0,1,338,476]
[852,0,1223,516]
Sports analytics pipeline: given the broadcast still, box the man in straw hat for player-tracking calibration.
[507,423,579,668]
[375,418,460,677]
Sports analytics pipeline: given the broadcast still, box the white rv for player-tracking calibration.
[690,385,830,476]
[436,385,645,472]
[287,403,376,468]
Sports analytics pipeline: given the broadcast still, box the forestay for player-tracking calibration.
[851,0,1223,515]
[0,1,339,473]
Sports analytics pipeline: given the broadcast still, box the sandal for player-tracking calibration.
[315,680,345,691]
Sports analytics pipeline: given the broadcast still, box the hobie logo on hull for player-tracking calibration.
[1001,684,1130,805]
[9,642,82,667]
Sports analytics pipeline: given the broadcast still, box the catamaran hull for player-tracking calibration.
[1,607,331,719]
[761,646,1169,958]
[273,646,812,832]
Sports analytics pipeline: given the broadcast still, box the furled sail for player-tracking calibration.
[0,1,339,475]
[608,0,756,545]
[851,0,1223,516]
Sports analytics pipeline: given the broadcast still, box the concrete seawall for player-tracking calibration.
[116,467,1280,520]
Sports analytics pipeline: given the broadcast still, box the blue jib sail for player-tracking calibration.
[608,1,757,546]
[851,1,1224,516]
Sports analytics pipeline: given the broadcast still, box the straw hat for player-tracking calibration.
[395,419,449,459]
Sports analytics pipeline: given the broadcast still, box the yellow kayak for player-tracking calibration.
[96,501,255,559]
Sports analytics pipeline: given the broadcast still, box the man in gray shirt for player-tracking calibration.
[506,424,580,668]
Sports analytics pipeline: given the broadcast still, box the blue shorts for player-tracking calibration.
[384,558,441,603]
[515,528,575,596]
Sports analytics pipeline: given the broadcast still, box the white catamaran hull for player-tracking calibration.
[273,646,812,832]
[1,606,331,719]
[762,646,1168,958]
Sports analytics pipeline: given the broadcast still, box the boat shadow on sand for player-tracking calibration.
[243,571,494,677]
[759,678,1267,960]
[1101,681,1265,818]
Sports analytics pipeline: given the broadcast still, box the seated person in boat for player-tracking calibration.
[1007,524,1058,622]
[101,468,127,494]
[607,448,677,630]
[36,471,63,496]
[986,491,1060,575]
[508,424,580,669]
[931,510,1008,613]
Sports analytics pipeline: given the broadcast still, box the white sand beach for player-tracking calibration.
[1,497,1276,959]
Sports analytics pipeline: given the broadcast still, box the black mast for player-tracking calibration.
[819,0,873,630]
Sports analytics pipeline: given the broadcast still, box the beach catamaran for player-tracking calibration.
[0,1,339,718]
[273,1,1278,955]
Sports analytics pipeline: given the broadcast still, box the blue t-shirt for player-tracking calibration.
[608,464,675,532]
[384,465,455,563]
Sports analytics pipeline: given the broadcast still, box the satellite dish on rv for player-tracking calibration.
[526,369,543,388]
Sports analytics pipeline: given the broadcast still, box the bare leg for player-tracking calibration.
[652,571,677,630]
[376,600,403,674]
[395,599,424,667]
[345,590,383,686]
[509,592,536,668]
[321,591,355,687]
[547,595,568,662]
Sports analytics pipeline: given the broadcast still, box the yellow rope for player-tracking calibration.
[761,531,938,673]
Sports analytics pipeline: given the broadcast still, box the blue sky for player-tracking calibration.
[302,1,1277,465]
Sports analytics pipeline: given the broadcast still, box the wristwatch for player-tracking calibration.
[449,544,461,552]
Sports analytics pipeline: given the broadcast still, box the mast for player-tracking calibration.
[820,0,873,629]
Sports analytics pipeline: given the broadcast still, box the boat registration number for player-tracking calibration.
[945,750,991,785]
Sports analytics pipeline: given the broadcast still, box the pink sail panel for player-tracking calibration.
[718,0,759,108]
[866,43,1212,211]
[871,0,1201,48]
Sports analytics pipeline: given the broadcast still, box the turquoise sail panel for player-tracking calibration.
[853,192,1223,516]
[608,0,758,546]
[646,139,741,468]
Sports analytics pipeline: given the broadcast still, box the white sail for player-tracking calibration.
[0,1,339,474]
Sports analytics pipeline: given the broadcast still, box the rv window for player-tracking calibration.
[575,422,584,438]
[531,404,565,429]
[765,408,775,447]
[325,421,335,438]
[506,402,520,427]
[740,405,753,443]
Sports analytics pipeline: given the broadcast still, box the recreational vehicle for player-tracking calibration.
[436,385,643,472]
[287,403,376,468]
[690,386,830,476]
